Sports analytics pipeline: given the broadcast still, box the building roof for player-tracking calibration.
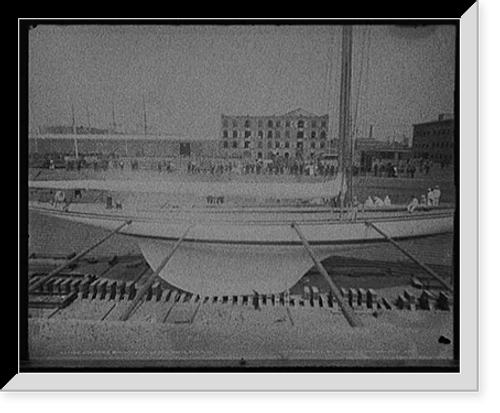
[221,108,326,119]
[412,117,454,127]
[282,108,319,117]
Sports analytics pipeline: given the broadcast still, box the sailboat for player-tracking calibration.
[28,26,454,295]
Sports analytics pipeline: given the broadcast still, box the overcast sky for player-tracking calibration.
[28,23,456,140]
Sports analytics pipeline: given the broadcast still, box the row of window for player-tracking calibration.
[222,130,328,139]
[414,152,453,162]
[414,128,453,138]
[413,140,454,149]
[223,140,329,149]
[222,119,327,129]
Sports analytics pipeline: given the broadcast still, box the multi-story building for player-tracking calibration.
[411,114,455,166]
[220,108,331,160]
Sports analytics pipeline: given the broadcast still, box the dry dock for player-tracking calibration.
[26,252,455,369]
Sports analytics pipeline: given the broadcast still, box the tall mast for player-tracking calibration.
[85,102,91,130]
[71,100,79,158]
[338,25,353,206]
[111,99,117,133]
[142,94,148,135]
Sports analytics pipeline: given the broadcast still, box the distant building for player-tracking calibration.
[39,125,114,135]
[355,138,411,172]
[411,114,455,165]
[220,108,332,160]
[28,133,223,159]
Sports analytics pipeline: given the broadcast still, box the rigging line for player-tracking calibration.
[359,27,372,137]
[321,30,335,114]
[326,30,339,139]
[352,27,368,138]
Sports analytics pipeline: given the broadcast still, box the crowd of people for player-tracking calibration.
[407,185,442,213]
[185,158,340,178]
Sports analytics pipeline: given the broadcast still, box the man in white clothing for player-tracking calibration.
[433,185,441,205]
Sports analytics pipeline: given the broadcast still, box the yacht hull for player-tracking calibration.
[29,202,453,295]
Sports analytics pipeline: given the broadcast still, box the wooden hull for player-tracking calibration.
[29,202,454,295]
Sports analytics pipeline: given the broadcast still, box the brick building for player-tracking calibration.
[220,108,332,160]
[411,114,455,166]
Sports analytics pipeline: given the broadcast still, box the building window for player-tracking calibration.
[275,142,280,149]
[258,130,263,138]
[258,120,263,128]
[285,141,290,149]
[233,120,238,128]
[297,131,304,139]
[223,141,228,148]
[267,130,273,139]
[321,120,327,128]
[311,131,316,139]
[232,130,238,138]
[312,120,317,128]
[223,130,228,138]
[244,130,251,138]
[285,130,290,139]
[233,141,238,149]
[257,141,263,149]
[320,141,325,149]
[267,120,273,128]
[297,120,305,128]
[286,120,291,127]
[245,120,250,128]
[275,130,280,139]
[311,142,316,149]
[244,141,250,149]
[267,141,272,148]
[276,120,281,128]
[320,130,326,139]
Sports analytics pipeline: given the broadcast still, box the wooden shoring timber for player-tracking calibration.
[29,220,132,293]
[118,225,193,322]
[364,221,453,293]
[290,222,363,328]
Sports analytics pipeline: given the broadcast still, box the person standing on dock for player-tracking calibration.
[427,188,435,207]
[433,185,441,205]
[350,196,360,222]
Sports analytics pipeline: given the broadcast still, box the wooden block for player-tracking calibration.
[51,278,64,294]
[437,292,451,311]
[411,277,424,289]
[358,288,367,307]
[60,278,72,294]
[367,289,378,309]
[349,288,358,307]
[396,295,407,310]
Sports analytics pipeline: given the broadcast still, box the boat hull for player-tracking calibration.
[29,202,454,295]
